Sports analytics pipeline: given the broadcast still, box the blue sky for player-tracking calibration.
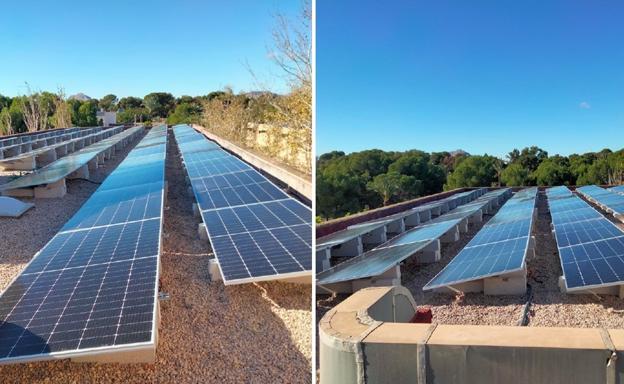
[0,0,299,99]
[317,1,624,158]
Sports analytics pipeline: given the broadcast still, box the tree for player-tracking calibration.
[117,107,150,124]
[532,156,573,186]
[144,92,175,118]
[7,98,26,133]
[508,146,548,175]
[21,85,50,132]
[0,94,11,111]
[166,102,201,125]
[500,163,531,186]
[99,94,118,111]
[0,108,13,135]
[52,88,72,128]
[367,172,406,206]
[202,92,252,143]
[118,96,144,110]
[445,155,498,189]
[77,101,98,126]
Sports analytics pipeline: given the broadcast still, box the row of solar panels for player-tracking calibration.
[0,127,90,148]
[548,185,624,291]
[316,188,489,254]
[0,127,111,160]
[0,127,122,172]
[0,126,143,193]
[421,184,624,293]
[0,125,167,364]
[424,188,537,290]
[173,124,312,285]
[577,185,624,218]
[316,188,512,286]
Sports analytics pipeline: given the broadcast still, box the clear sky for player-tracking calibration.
[0,0,299,99]
[317,1,624,158]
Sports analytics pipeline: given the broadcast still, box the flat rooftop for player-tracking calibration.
[318,188,624,329]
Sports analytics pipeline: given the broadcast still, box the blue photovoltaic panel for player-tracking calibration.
[549,206,603,226]
[0,125,167,364]
[424,188,537,290]
[173,124,312,284]
[316,188,494,251]
[317,189,510,285]
[577,185,624,216]
[553,218,622,248]
[548,187,624,291]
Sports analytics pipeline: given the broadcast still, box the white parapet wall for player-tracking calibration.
[319,285,622,384]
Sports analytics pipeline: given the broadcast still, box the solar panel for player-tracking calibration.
[316,190,507,285]
[316,188,490,252]
[173,124,312,284]
[577,185,624,217]
[548,187,624,291]
[0,127,144,192]
[423,187,536,290]
[0,125,167,364]
[611,185,624,194]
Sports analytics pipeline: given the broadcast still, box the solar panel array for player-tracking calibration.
[0,127,85,148]
[548,186,624,291]
[317,189,508,285]
[173,125,312,285]
[316,188,488,252]
[0,125,166,363]
[0,126,143,192]
[577,185,624,217]
[424,188,537,291]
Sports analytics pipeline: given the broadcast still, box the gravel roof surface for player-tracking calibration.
[317,190,624,336]
[0,128,311,383]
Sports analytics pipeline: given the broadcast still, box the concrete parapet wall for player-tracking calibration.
[320,285,620,384]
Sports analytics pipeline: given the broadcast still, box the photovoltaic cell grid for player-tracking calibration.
[173,124,312,284]
[423,188,537,290]
[577,185,624,216]
[316,189,507,285]
[548,187,624,291]
[0,125,167,363]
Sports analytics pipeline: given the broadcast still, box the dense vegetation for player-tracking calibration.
[317,146,624,220]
